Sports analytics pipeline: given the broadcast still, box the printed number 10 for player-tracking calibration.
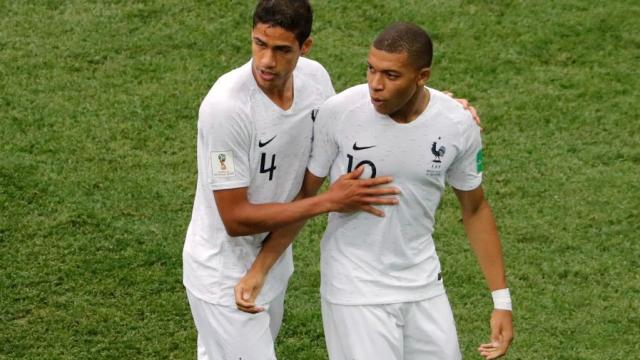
[347,154,376,178]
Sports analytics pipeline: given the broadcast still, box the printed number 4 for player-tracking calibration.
[260,153,276,181]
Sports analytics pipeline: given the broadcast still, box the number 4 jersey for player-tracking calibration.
[308,84,483,305]
[183,58,335,307]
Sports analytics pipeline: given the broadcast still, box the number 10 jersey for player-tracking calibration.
[308,84,483,305]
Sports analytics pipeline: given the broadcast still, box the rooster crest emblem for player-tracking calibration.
[431,138,446,163]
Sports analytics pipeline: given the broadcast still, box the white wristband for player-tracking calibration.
[491,288,512,311]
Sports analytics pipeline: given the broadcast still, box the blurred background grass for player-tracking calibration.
[1,1,638,358]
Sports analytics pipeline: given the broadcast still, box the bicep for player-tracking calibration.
[301,170,325,198]
[213,187,250,226]
[453,185,485,215]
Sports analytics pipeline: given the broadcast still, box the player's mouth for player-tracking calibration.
[258,69,277,81]
[371,97,385,106]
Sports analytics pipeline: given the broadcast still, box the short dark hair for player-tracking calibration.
[252,0,313,46]
[373,22,433,69]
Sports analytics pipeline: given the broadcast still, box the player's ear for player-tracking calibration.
[301,36,313,56]
[417,67,431,86]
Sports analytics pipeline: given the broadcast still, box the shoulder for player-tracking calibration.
[295,57,330,78]
[428,88,478,134]
[314,84,368,133]
[323,83,369,110]
[199,62,254,127]
[295,57,334,97]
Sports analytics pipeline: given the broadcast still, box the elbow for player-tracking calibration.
[214,190,263,236]
[462,205,481,219]
[220,219,250,237]
[219,213,262,237]
[461,198,490,221]
[226,229,247,237]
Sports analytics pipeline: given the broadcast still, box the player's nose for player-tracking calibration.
[260,49,276,69]
[369,74,384,91]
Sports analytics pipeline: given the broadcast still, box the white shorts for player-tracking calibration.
[187,289,285,360]
[321,293,461,360]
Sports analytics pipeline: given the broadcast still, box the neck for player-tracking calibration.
[390,86,429,124]
[254,71,294,110]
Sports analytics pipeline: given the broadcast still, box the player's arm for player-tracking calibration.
[234,170,326,313]
[214,166,398,236]
[201,96,397,237]
[453,186,513,360]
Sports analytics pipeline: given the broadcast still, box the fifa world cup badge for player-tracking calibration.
[218,153,227,170]
[211,151,235,177]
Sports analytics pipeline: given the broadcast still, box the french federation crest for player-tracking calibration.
[431,137,446,163]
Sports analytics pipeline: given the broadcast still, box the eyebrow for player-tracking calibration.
[368,62,401,75]
[253,36,294,51]
[273,45,293,51]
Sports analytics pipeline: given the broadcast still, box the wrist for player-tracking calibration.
[315,191,337,214]
[248,257,272,277]
[491,288,512,311]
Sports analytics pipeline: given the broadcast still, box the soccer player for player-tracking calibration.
[182,1,400,359]
[236,22,513,359]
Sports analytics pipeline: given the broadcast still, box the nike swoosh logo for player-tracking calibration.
[352,142,376,151]
[258,135,277,148]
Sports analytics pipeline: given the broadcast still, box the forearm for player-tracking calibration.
[462,199,507,291]
[218,168,397,236]
[249,219,306,276]
[222,191,332,236]
[233,214,309,313]
[247,189,316,274]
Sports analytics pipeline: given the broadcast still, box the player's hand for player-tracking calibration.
[234,269,266,314]
[478,309,513,359]
[443,91,482,130]
[327,166,400,217]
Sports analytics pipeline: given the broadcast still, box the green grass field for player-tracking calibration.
[1,1,639,359]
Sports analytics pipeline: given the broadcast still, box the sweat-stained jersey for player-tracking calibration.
[183,57,335,307]
[308,84,483,305]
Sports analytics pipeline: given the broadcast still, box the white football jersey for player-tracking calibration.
[183,58,334,306]
[308,84,483,305]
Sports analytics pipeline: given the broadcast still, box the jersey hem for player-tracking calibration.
[208,180,250,191]
[448,177,482,192]
[183,281,232,307]
[306,164,328,179]
[320,287,446,306]
[183,270,292,307]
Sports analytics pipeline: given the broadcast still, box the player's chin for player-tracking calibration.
[372,103,390,114]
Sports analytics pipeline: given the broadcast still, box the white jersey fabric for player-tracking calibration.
[183,57,334,307]
[308,84,483,305]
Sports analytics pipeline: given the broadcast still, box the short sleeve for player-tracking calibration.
[198,99,252,191]
[446,114,483,191]
[307,100,339,178]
